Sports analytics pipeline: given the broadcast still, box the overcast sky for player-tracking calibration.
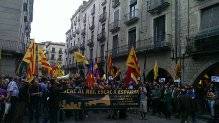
[30,0,85,43]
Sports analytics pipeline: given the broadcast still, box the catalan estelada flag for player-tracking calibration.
[22,41,37,82]
[124,48,140,85]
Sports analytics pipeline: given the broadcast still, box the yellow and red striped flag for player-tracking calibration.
[22,41,37,82]
[38,48,52,73]
[124,48,141,85]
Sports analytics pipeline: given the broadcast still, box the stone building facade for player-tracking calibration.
[66,0,219,84]
[39,41,66,67]
[0,0,34,76]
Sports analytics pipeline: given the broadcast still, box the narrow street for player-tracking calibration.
[61,112,208,123]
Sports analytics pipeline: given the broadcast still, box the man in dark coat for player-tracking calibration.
[48,79,60,123]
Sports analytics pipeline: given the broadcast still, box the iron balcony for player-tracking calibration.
[72,31,76,37]
[95,57,105,65]
[83,16,86,23]
[75,28,80,34]
[187,26,219,56]
[68,63,77,69]
[99,12,107,23]
[109,34,172,58]
[147,0,170,14]
[97,31,106,42]
[87,39,94,47]
[68,44,80,53]
[112,0,120,8]
[124,9,140,26]
[110,21,120,33]
[80,42,85,50]
[101,0,107,6]
[89,23,95,30]
[81,28,86,35]
[0,40,25,54]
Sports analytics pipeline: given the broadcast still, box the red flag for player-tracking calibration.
[107,54,113,75]
[86,72,95,89]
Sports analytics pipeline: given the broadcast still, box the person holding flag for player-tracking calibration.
[86,63,95,89]
[17,41,37,82]
[124,48,141,87]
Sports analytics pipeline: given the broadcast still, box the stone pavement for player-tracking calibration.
[62,112,208,123]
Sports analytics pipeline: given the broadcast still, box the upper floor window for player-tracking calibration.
[23,3,28,11]
[24,16,28,22]
[114,10,120,22]
[59,48,63,54]
[51,54,55,60]
[153,15,165,47]
[52,47,55,52]
[113,0,120,8]
[201,4,219,30]
[128,27,136,49]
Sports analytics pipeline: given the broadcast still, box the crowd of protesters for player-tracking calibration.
[0,73,218,123]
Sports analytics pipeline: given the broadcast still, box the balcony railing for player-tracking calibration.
[0,40,25,54]
[97,31,106,42]
[124,9,140,25]
[87,39,94,47]
[68,63,77,69]
[80,42,85,50]
[72,32,76,37]
[112,0,120,8]
[187,26,219,56]
[101,0,107,6]
[75,28,80,34]
[89,23,95,30]
[109,34,172,58]
[83,16,86,23]
[147,0,170,14]
[110,21,120,33]
[81,28,86,35]
[68,44,79,53]
[95,57,105,65]
[99,12,107,23]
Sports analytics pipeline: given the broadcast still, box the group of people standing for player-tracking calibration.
[0,77,61,123]
[0,74,217,123]
[138,80,218,123]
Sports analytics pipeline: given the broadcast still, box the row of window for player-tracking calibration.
[50,54,63,61]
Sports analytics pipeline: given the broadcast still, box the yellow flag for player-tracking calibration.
[73,52,89,64]
[53,63,64,77]
[153,61,159,80]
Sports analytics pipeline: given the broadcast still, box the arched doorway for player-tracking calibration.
[193,62,219,114]
[146,68,174,83]
[193,62,219,96]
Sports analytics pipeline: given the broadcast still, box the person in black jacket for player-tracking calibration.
[48,79,60,123]
[15,79,30,123]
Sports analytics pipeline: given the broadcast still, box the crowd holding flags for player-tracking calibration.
[17,40,184,84]
[17,40,65,80]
